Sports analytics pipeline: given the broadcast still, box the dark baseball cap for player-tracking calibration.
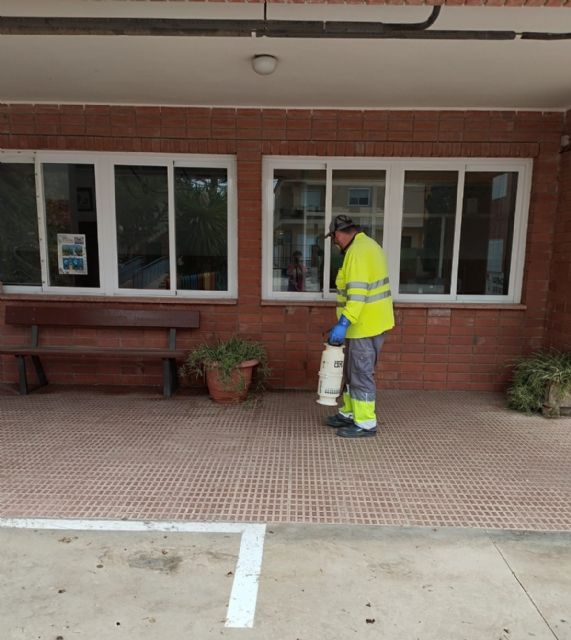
[324,215,356,239]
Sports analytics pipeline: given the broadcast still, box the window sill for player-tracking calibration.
[262,299,526,310]
[262,299,528,312]
[395,302,526,310]
[0,292,237,306]
[261,299,336,307]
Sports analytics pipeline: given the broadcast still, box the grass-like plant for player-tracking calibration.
[180,336,270,392]
[507,349,571,416]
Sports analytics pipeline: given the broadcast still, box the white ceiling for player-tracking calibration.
[0,0,570,110]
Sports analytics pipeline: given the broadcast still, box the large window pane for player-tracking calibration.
[331,169,386,291]
[458,172,518,295]
[272,169,326,293]
[115,165,169,290]
[399,171,458,295]
[43,163,100,288]
[0,163,41,286]
[175,168,228,291]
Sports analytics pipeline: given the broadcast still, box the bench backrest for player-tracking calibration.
[5,304,200,329]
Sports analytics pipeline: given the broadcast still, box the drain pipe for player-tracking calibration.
[0,9,570,40]
[0,8,441,37]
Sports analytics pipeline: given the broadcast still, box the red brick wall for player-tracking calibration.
[546,110,571,351]
[0,105,565,391]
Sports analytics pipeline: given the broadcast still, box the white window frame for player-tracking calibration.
[262,156,532,304]
[263,156,393,301]
[0,150,238,299]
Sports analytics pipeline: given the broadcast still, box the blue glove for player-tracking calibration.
[328,315,351,345]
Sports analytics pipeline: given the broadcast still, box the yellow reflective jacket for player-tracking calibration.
[335,232,395,338]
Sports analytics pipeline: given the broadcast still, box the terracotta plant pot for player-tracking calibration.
[542,383,571,418]
[205,359,259,404]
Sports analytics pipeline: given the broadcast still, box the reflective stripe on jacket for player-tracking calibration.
[335,232,395,338]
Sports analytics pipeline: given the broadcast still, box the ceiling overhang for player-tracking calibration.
[0,1,570,110]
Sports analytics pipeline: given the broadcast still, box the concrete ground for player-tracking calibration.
[1,386,570,639]
[1,387,570,530]
[1,522,570,640]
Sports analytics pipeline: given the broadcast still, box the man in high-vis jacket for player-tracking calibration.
[324,214,394,438]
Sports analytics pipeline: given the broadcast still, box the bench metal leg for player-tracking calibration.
[170,359,179,392]
[16,355,29,395]
[163,358,173,398]
[31,356,48,388]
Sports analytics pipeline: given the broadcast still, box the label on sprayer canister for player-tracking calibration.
[316,343,345,406]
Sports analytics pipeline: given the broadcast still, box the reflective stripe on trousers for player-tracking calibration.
[339,334,386,430]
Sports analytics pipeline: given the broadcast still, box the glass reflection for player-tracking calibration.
[399,171,458,295]
[115,165,169,290]
[43,163,100,288]
[272,169,326,293]
[0,163,41,286]
[175,167,228,291]
[331,169,386,292]
[458,172,518,295]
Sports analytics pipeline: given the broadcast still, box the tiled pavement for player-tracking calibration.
[0,386,570,531]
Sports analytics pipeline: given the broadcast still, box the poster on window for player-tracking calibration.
[57,234,88,275]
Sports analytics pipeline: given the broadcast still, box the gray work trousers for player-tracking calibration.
[340,334,386,428]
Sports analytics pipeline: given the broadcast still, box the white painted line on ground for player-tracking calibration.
[0,517,247,533]
[0,517,266,629]
[226,523,266,628]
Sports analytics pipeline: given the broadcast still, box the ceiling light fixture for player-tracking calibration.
[252,54,278,76]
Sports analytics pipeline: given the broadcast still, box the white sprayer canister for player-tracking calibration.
[316,343,345,406]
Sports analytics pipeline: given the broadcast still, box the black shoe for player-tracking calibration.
[325,413,354,428]
[337,425,377,438]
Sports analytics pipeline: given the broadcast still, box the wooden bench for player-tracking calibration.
[0,304,200,397]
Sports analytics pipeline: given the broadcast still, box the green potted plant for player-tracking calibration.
[507,349,571,418]
[180,336,270,404]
